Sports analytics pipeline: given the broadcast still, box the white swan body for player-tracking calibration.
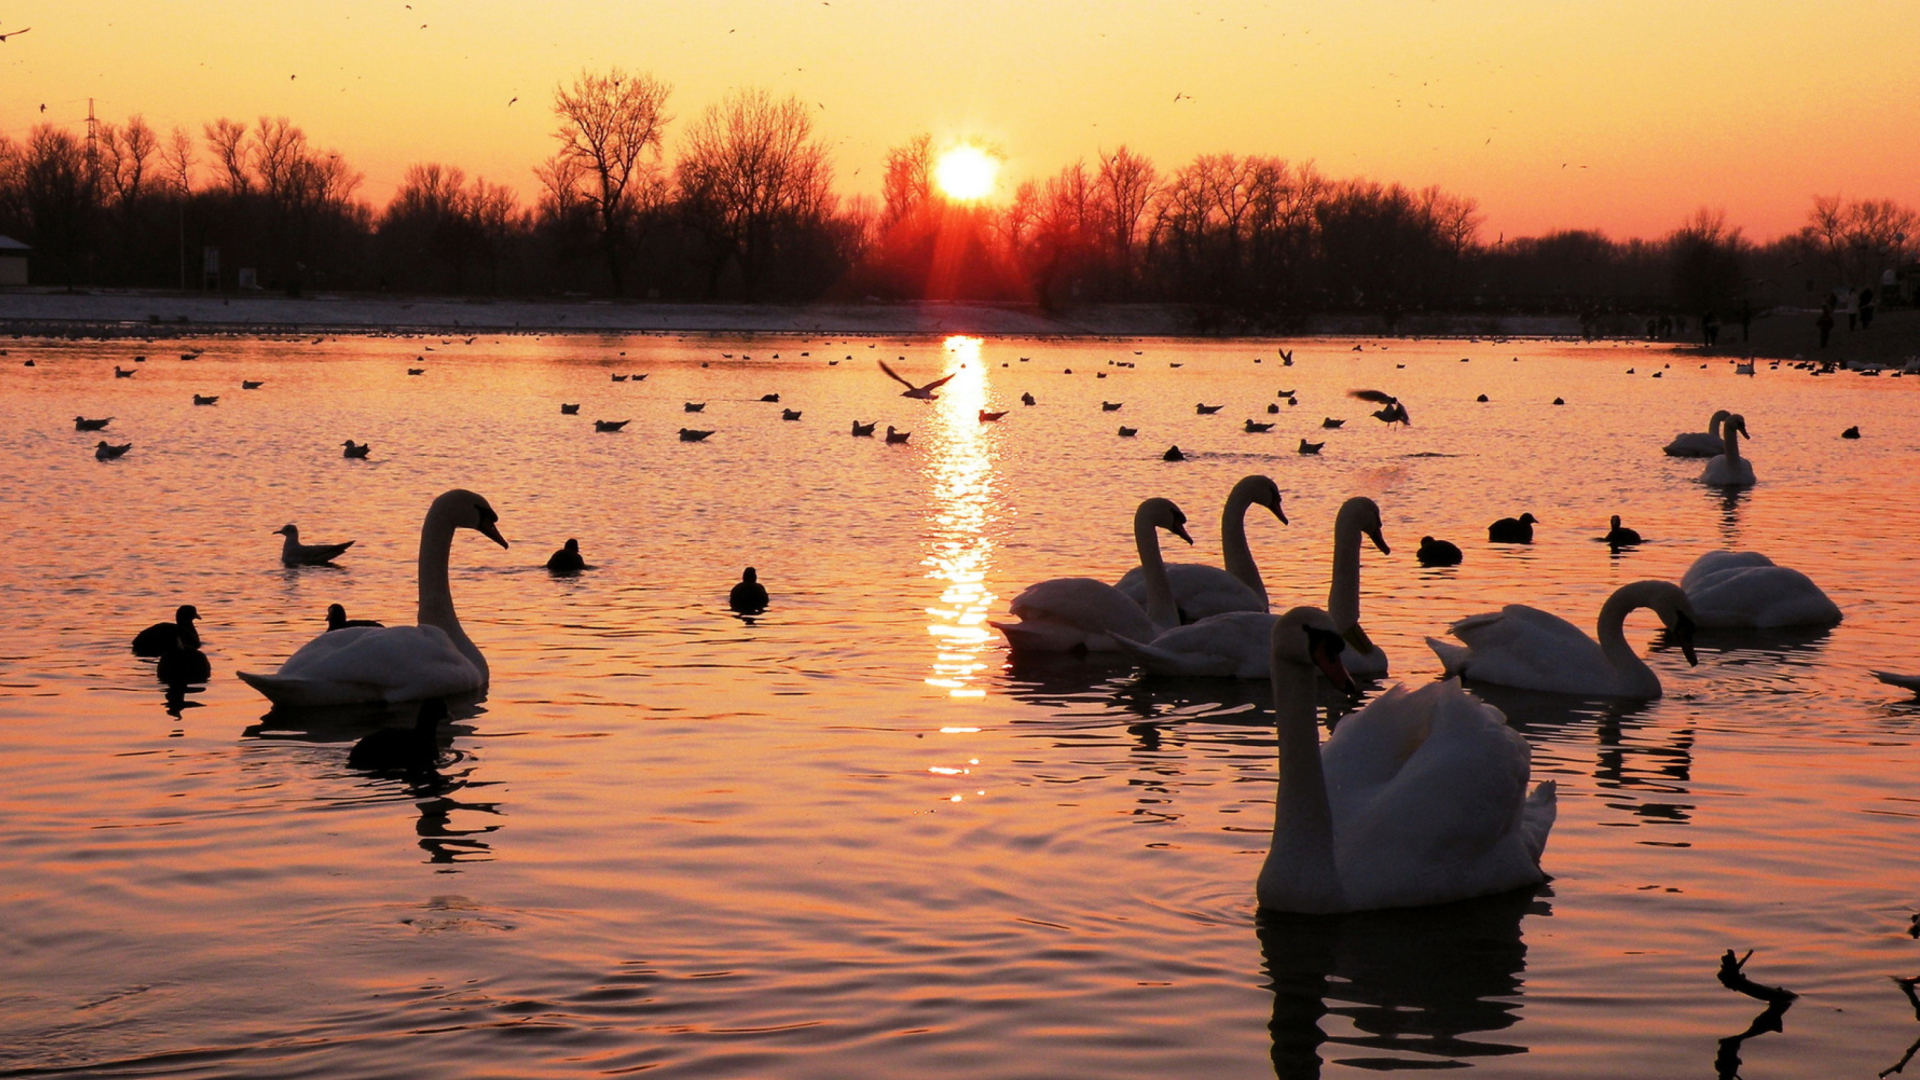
[991,498,1191,653]
[1328,496,1391,677]
[1700,413,1755,486]
[1425,580,1697,698]
[1114,611,1279,678]
[240,490,508,706]
[1258,607,1555,914]
[1681,551,1841,628]
[1664,409,1730,457]
[1116,475,1284,621]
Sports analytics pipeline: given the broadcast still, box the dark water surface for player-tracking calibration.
[3,333,1918,1078]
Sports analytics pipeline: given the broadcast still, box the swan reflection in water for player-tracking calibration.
[243,701,502,864]
[1260,886,1548,1078]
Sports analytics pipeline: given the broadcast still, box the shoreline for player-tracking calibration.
[1,288,1914,363]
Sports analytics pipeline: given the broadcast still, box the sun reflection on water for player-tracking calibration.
[921,336,1000,700]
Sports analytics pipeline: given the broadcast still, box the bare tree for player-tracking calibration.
[882,133,934,228]
[548,68,671,295]
[1096,146,1158,296]
[161,124,195,198]
[98,115,156,210]
[675,88,835,299]
[203,118,249,194]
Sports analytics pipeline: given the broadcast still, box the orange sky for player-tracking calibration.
[4,1,1916,241]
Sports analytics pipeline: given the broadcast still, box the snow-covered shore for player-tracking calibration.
[0,289,1587,340]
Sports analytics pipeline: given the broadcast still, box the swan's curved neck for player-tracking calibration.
[1721,422,1743,463]
[1329,510,1364,631]
[1258,658,1345,912]
[1220,485,1267,604]
[418,511,486,679]
[1134,513,1181,631]
[1595,585,1661,697]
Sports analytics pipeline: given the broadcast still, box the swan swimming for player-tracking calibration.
[1328,496,1391,677]
[1257,607,1555,913]
[239,490,508,707]
[1700,414,1755,487]
[1116,475,1285,621]
[1663,409,1730,457]
[1426,580,1698,698]
[1680,551,1841,628]
[991,498,1191,653]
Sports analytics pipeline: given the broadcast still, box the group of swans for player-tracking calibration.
[1111,495,1391,681]
[992,477,1394,679]
[1665,409,1756,486]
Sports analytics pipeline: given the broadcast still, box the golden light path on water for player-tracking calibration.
[920,335,998,708]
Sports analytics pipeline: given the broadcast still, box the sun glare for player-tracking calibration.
[934,145,1000,202]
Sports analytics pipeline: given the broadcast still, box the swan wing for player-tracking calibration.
[1685,564,1841,628]
[241,625,483,705]
[998,577,1154,652]
[1328,680,1548,908]
[1663,431,1723,457]
[1440,605,1611,692]
[1115,612,1277,678]
[1116,563,1265,621]
[1680,550,1776,591]
[1872,671,1920,693]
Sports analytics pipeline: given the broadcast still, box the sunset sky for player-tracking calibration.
[5,0,1915,241]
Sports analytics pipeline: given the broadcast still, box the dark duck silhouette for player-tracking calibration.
[326,603,383,631]
[1416,536,1463,566]
[347,698,448,772]
[1487,513,1538,544]
[133,605,200,656]
[1603,515,1642,550]
[546,538,588,574]
[730,567,770,613]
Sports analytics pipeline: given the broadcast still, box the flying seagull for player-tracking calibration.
[1349,389,1411,426]
[878,359,956,400]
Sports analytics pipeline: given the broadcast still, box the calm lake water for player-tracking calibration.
[3,330,1919,1078]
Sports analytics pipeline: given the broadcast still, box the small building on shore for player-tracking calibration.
[0,236,27,286]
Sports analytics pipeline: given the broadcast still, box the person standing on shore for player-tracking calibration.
[1859,287,1875,329]
[1737,299,1753,343]
[1843,288,1859,331]
[1702,309,1720,347]
[1816,300,1835,348]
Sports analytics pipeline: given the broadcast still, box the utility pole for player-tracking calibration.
[84,98,98,178]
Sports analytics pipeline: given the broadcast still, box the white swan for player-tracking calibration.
[1115,475,1284,621]
[1700,413,1754,486]
[1681,551,1841,628]
[1426,580,1698,698]
[1114,611,1280,678]
[239,490,509,706]
[1329,496,1391,677]
[1664,409,1730,457]
[990,498,1191,653]
[1258,607,1555,913]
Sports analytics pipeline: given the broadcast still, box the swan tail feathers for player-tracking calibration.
[1426,636,1470,677]
[1110,633,1190,675]
[237,670,387,709]
[1521,780,1557,864]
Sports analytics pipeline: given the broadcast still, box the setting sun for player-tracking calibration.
[934,145,1001,202]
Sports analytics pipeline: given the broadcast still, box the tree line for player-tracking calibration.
[1,68,1913,327]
